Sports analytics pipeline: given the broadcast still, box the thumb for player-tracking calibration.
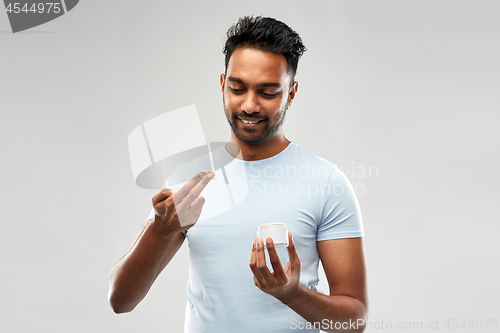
[286,232,301,274]
[283,261,292,275]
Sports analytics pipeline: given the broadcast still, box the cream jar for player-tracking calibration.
[257,223,289,248]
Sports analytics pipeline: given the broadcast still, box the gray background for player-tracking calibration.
[1,1,499,332]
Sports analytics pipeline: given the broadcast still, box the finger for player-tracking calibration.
[152,171,205,211]
[180,196,206,227]
[171,171,207,206]
[182,207,203,228]
[286,232,301,273]
[253,276,261,289]
[191,207,203,221]
[254,238,275,288]
[152,188,175,206]
[283,261,292,275]
[265,237,287,284]
[249,238,267,288]
[187,195,206,217]
[152,189,178,217]
[249,238,257,268]
[176,171,215,211]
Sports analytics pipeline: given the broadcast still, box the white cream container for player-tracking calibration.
[257,223,289,248]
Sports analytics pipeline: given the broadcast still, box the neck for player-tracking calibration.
[227,132,290,161]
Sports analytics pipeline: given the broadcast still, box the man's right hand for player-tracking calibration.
[150,171,215,238]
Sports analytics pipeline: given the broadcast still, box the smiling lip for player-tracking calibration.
[238,117,265,125]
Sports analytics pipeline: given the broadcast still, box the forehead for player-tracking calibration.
[226,47,290,86]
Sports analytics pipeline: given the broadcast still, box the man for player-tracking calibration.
[109,16,367,333]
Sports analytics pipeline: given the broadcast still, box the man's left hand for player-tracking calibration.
[249,232,302,304]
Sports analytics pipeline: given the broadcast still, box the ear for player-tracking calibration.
[286,81,298,108]
[220,74,226,94]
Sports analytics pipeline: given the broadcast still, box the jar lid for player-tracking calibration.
[258,223,286,229]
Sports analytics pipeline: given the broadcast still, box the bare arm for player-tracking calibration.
[108,221,185,313]
[250,235,368,333]
[108,171,214,313]
[287,237,367,332]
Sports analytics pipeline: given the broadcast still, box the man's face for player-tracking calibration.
[221,47,297,144]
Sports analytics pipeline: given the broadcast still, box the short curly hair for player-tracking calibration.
[223,16,307,83]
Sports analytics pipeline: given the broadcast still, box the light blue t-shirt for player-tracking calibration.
[147,142,364,332]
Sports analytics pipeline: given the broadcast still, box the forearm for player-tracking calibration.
[282,286,367,333]
[108,222,174,313]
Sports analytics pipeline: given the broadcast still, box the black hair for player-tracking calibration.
[223,16,306,83]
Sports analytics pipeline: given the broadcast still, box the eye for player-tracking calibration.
[261,92,278,98]
[229,87,245,94]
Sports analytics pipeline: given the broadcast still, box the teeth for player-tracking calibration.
[240,119,261,124]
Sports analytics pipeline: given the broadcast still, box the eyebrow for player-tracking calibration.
[227,76,281,88]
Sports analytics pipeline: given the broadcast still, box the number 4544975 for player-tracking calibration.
[444,319,498,330]
[5,3,62,14]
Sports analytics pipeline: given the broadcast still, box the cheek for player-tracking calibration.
[224,93,241,110]
[264,96,287,111]
[279,93,289,107]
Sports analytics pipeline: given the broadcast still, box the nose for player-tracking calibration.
[241,91,260,114]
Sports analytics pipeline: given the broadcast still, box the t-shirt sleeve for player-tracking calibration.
[317,167,364,241]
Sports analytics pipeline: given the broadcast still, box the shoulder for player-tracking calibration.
[286,142,338,177]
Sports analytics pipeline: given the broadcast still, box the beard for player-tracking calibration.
[223,101,288,144]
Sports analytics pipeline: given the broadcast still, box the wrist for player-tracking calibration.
[148,217,177,243]
[279,284,307,307]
